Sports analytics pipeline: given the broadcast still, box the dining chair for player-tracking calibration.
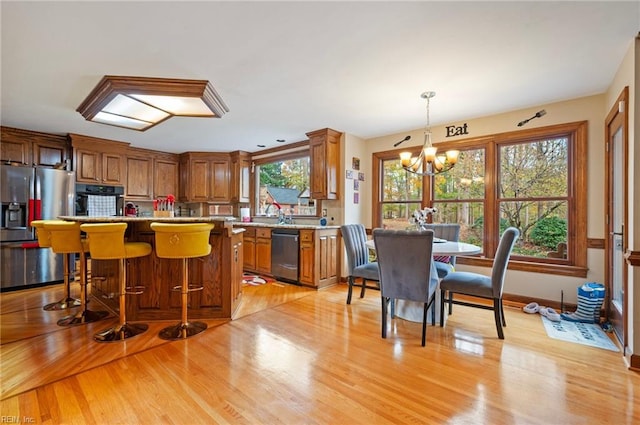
[439,227,520,339]
[421,223,461,278]
[341,224,380,304]
[373,228,437,346]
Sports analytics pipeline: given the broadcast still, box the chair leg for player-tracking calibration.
[360,279,367,298]
[493,298,504,339]
[430,294,436,326]
[439,289,446,327]
[94,258,148,342]
[43,253,81,311]
[57,252,109,326]
[346,276,354,304]
[448,291,453,315]
[421,303,428,346]
[381,296,388,339]
[500,299,507,327]
[159,258,207,340]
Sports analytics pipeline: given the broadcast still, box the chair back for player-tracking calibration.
[150,223,213,259]
[43,221,85,254]
[421,223,460,265]
[341,224,371,274]
[80,223,128,259]
[373,229,435,303]
[31,219,60,248]
[491,227,520,297]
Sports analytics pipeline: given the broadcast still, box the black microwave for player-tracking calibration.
[75,184,125,216]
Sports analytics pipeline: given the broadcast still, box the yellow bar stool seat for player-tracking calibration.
[150,222,213,340]
[32,220,82,311]
[80,223,152,342]
[42,221,110,326]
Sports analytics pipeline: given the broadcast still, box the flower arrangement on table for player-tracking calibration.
[409,207,437,230]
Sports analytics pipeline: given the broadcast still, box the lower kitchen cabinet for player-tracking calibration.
[243,226,271,275]
[299,228,338,289]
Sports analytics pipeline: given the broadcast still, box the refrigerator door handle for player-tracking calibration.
[34,172,42,220]
[28,174,35,225]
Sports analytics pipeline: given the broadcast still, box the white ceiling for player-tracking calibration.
[1,1,638,154]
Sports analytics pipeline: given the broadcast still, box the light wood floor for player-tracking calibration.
[1,280,638,424]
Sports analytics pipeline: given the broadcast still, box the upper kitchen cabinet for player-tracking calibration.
[70,134,128,185]
[125,148,154,200]
[154,153,179,198]
[230,150,251,203]
[307,128,342,200]
[179,152,231,203]
[1,126,70,167]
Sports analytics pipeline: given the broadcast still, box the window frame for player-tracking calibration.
[372,121,588,277]
[251,140,322,217]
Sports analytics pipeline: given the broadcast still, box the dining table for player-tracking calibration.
[366,237,481,324]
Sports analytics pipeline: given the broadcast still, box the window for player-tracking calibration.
[254,155,318,217]
[373,121,588,277]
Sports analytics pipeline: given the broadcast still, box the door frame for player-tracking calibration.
[604,86,629,350]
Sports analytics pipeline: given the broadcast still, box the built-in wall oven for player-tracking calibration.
[75,184,124,216]
[271,228,300,284]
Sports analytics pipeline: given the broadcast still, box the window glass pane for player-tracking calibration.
[381,202,422,230]
[382,158,422,201]
[434,149,485,200]
[433,201,484,247]
[255,157,317,216]
[500,138,568,198]
[500,200,568,258]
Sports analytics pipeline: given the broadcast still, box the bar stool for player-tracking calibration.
[150,222,213,340]
[43,221,110,326]
[32,220,82,311]
[80,223,151,342]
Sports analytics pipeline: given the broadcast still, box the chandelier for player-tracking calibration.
[399,91,459,176]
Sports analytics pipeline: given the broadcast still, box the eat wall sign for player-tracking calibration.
[445,123,469,137]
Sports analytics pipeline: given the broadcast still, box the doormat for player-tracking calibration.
[242,273,274,286]
[540,316,619,352]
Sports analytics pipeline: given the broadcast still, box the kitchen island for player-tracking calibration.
[59,216,244,321]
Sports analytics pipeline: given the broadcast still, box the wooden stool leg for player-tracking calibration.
[57,252,109,326]
[43,253,81,311]
[159,258,207,340]
[94,258,148,342]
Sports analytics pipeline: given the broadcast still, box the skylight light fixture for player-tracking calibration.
[76,76,229,131]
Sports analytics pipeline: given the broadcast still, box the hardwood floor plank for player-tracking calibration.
[1,281,639,424]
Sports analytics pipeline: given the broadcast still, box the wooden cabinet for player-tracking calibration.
[242,226,271,275]
[298,228,339,288]
[154,154,179,198]
[125,149,153,200]
[1,126,70,167]
[255,227,272,275]
[307,128,342,200]
[299,230,315,285]
[242,227,257,270]
[228,231,244,317]
[70,134,128,185]
[230,150,252,203]
[179,152,231,203]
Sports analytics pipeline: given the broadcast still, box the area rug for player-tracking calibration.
[242,273,274,286]
[540,316,619,352]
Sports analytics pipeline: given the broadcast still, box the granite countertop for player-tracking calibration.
[58,216,234,223]
[232,222,340,230]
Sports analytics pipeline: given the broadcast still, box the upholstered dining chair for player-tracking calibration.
[341,224,380,304]
[439,227,520,339]
[421,223,461,278]
[373,228,437,347]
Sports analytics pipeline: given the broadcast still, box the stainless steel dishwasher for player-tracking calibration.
[271,228,299,284]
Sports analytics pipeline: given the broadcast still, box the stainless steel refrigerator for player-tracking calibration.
[1,165,75,291]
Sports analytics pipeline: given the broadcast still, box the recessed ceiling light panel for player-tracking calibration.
[76,75,229,131]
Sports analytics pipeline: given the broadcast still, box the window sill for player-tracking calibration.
[457,257,588,278]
